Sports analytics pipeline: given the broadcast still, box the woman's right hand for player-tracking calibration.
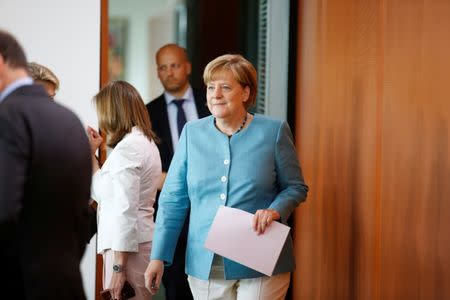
[252,208,281,235]
[144,259,164,295]
[86,126,103,154]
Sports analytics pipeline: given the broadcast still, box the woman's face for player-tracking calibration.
[206,70,250,120]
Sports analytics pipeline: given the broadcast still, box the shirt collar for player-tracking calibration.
[164,85,194,105]
[0,76,33,102]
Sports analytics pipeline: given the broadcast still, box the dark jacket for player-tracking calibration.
[145,88,209,300]
[146,88,210,172]
[0,84,92,300]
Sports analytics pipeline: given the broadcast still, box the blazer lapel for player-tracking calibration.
[193,89,210,118]
[158,96,174,158]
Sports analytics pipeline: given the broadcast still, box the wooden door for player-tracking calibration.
[292,0,450,299]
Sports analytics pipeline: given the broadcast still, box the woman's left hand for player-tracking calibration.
[109,271,126,300]
[87,126,103,154]
[252,209,281,235]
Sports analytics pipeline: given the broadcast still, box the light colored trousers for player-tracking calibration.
[188,273,290,300]
[103,242,152,300]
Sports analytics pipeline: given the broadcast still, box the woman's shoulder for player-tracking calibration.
[106,128,158,169]
[118,127,148,144]
[190,115,214,125]
[252,114,285,128]
[186,115,214,129]
[114,127,152,155]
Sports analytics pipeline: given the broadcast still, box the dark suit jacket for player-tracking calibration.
[146,88,208,299]
[146,88,210,172]
[0,84,92,300]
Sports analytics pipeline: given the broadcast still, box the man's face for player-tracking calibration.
[156,47,191,94]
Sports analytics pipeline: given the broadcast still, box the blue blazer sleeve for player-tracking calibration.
[269,121,309,222]
[150,126,190,264]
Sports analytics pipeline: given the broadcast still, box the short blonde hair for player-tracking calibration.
[203,54,257,109]
[93,80,157,148]
[27,62,60,90]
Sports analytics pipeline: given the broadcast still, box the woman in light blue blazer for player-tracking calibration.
[145,54,308,299]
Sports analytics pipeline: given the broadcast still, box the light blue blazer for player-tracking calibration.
[151,114,308,280]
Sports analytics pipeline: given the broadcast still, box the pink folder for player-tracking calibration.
[204,206,290,276]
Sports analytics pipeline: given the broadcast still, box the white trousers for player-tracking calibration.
[103,242,152,300]
[187,272,290,300]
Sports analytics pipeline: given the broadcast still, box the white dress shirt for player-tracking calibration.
[91,127,161,253]
[164,86,199,150]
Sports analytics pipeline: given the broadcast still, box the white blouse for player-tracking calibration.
[91,127,161,253]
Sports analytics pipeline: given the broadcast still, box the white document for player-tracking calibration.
[204,205,290,276]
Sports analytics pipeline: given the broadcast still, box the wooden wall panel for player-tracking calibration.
[293,0,450,299]
[380,0,450,299]
[294,0,380,299]
[97,1,108,299]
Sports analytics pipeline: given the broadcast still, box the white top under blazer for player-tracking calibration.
[92,127,161,253]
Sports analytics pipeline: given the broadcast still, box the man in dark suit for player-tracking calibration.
[146,44,209,300]
[0,30,92,299]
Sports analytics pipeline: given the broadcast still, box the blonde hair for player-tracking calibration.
[27,62,60,90]
[93,80,157,148]
[203,54,257,109]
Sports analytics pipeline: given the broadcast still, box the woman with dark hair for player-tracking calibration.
[88,80,161,300]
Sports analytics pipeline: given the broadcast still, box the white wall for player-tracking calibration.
[0,1,100,299]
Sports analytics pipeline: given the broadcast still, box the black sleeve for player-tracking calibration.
[0,114,28,223]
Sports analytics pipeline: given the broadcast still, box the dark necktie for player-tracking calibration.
[173,99,187,137]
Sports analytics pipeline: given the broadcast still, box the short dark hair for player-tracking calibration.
[0,30,27,69]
